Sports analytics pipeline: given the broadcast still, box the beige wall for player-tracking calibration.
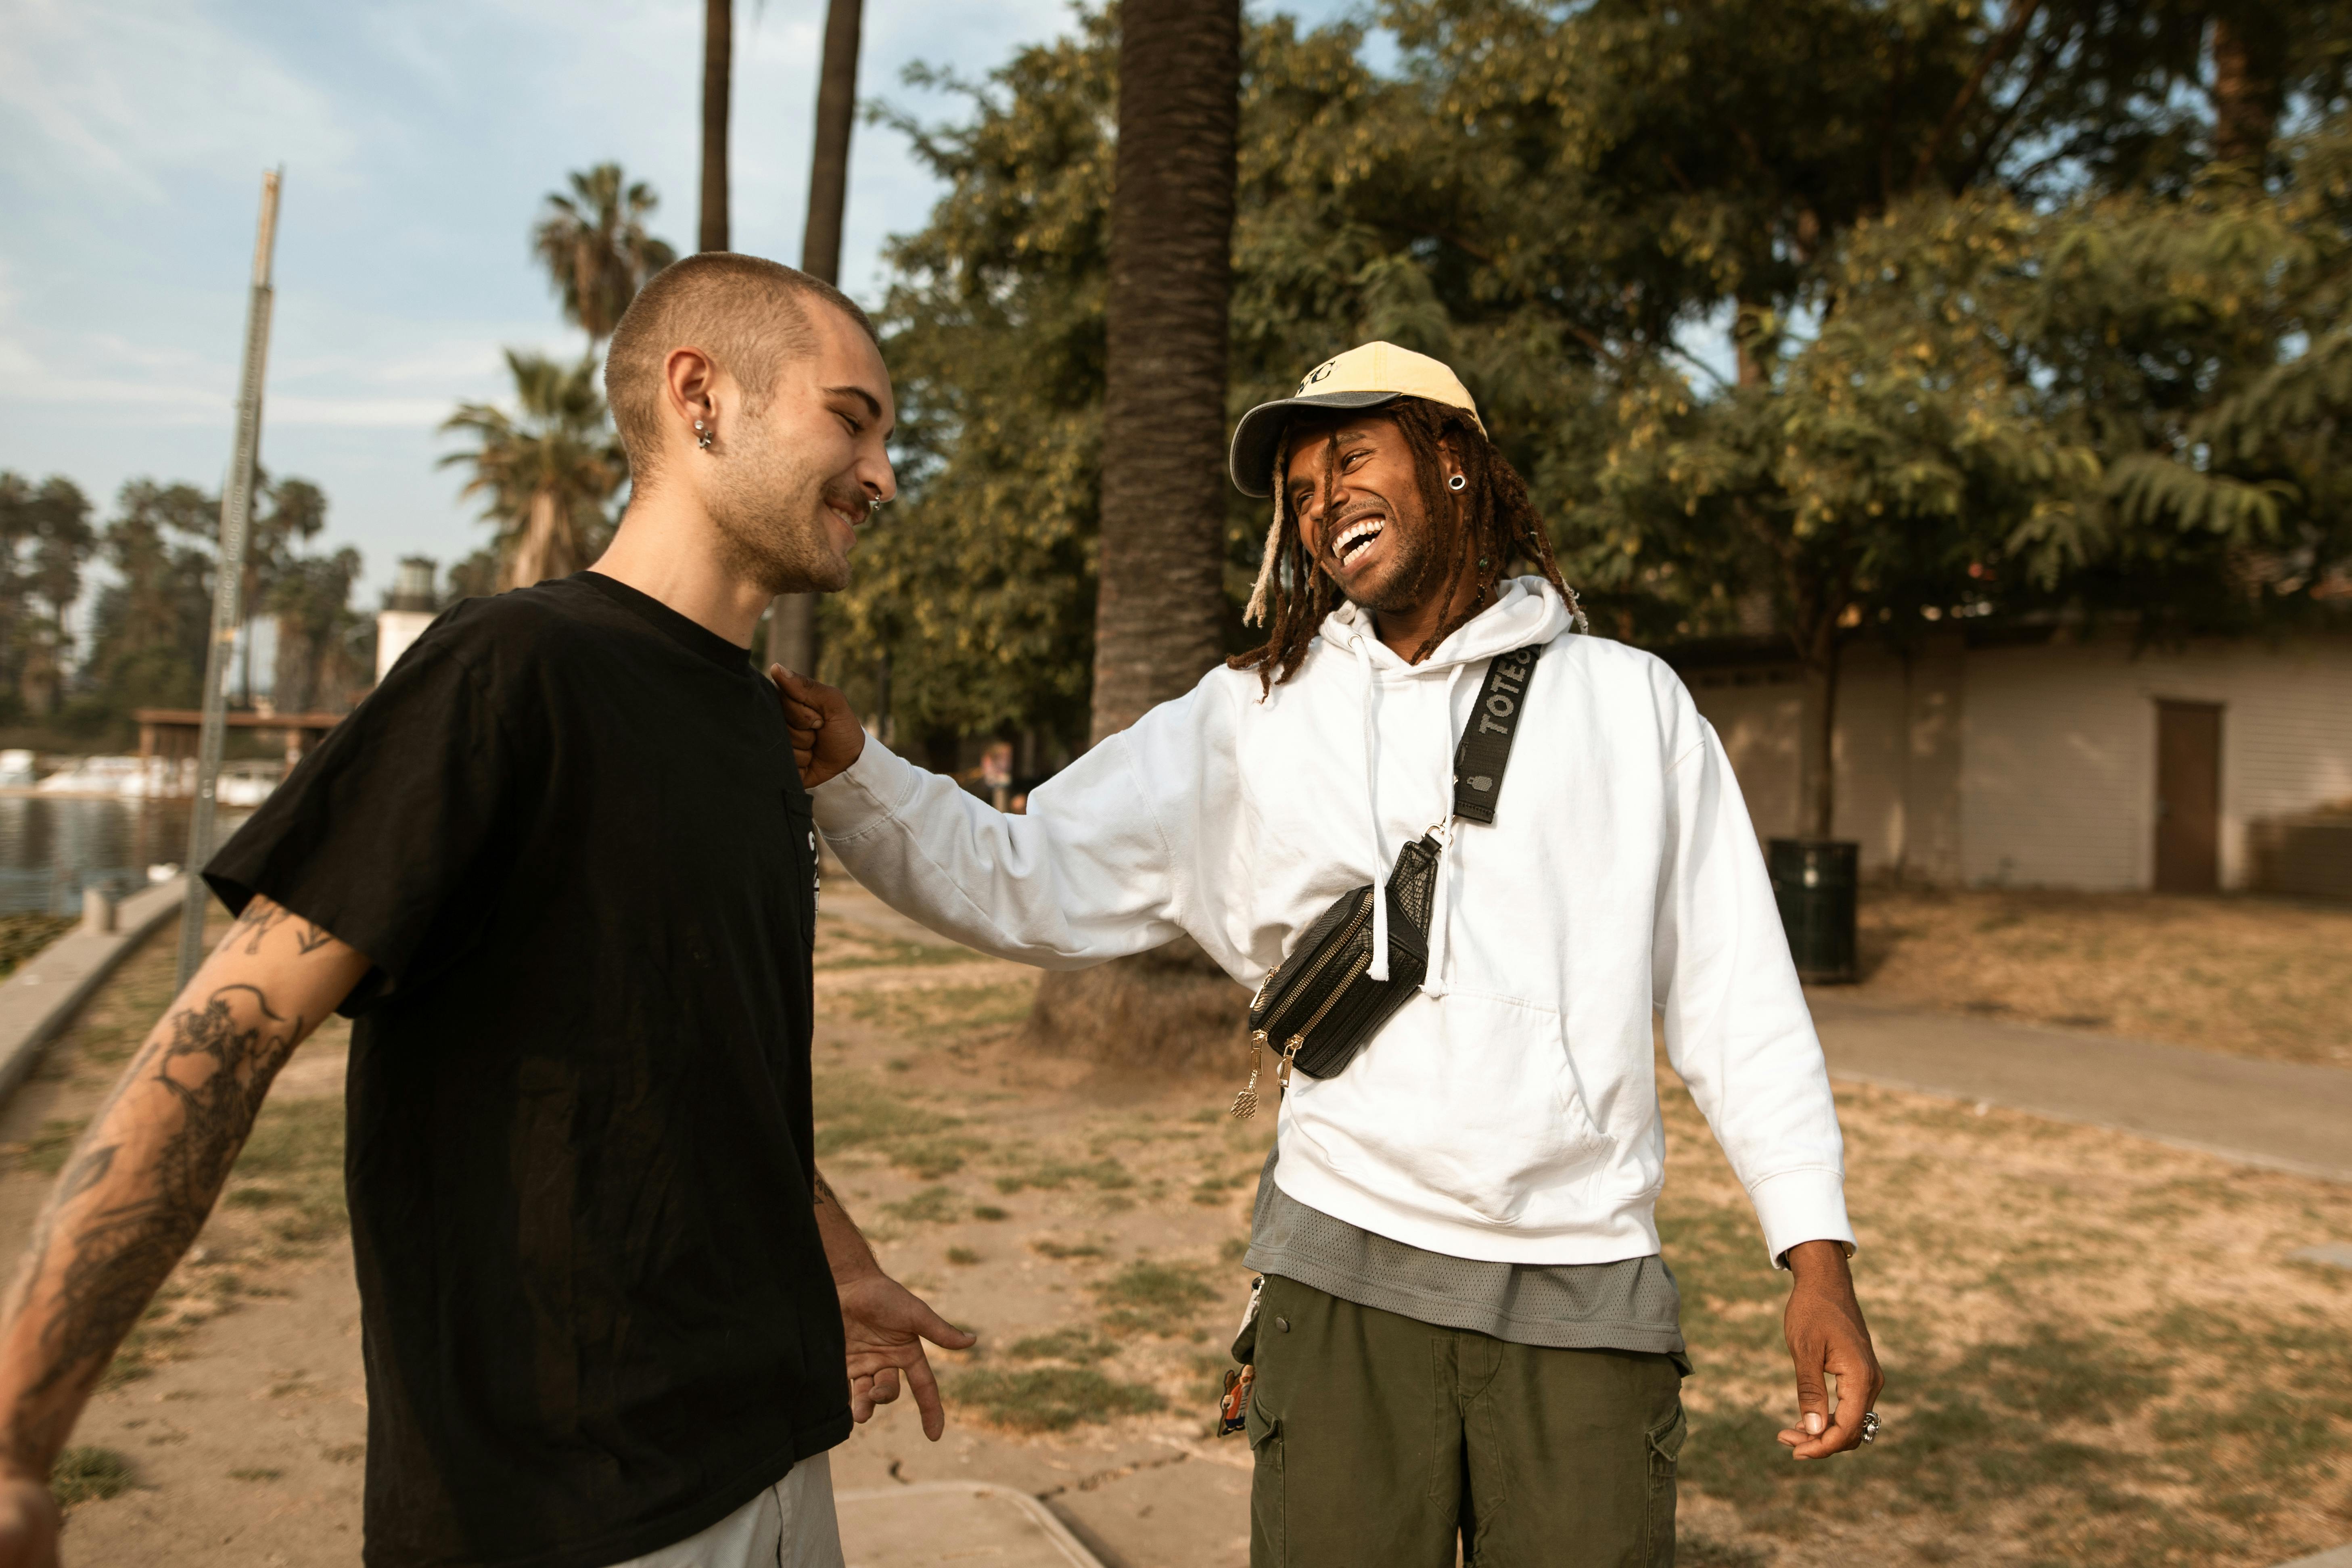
[1679,629,2352,891]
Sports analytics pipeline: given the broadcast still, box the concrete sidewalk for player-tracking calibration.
[1807,991,2352,1183]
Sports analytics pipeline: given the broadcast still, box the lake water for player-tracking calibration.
[0,796,252,915]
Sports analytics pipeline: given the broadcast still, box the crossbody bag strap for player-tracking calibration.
[1449,641,1545,826]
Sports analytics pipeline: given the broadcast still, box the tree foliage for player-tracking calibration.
[851,0,2352,809]
[0,474,98,719]
[441,351,625,591]
[534,163,679,346]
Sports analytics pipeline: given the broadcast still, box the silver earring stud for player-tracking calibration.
[1447,473,1467,492]
[694,419,713,451]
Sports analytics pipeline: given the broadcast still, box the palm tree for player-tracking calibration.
[1028,0,1243,1068]
[533,165,678,346]
[767,0,867,677]
[1089,0,1240,740]
[441,351,625,590]
[701,0,731,252]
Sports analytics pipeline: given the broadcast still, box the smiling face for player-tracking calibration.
[1284,412,1453,616]
[698,301,897,596]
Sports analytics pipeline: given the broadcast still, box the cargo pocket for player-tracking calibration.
[1246,1397,1284,1566]
[1643,1401,1685,1568]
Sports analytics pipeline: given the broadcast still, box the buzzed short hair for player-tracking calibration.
[605,252,878,483]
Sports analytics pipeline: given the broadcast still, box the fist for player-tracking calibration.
[771,666,867,790]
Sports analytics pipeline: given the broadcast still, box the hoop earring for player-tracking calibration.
[694,419,714,451]
[1446,473,1466,492]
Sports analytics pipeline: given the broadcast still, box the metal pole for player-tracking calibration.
[178,169,283,987]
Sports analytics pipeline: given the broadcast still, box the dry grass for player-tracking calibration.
[816,891,2352,1567]
[1851,888,2352,1066]
[1660,1075,2352,1567]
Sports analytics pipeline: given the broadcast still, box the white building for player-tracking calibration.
[1675,626,2352,894]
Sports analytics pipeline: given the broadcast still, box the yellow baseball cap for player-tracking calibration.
[1227,341,1486,498]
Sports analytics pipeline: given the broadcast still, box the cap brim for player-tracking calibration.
[1227,391,1403,498]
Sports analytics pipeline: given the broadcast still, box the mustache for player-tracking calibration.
[820,482,870,519]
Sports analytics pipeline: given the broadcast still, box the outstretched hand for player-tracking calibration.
[837,1272,977,1441]
[1777,1239,1883,1459]
[770,665,866,790]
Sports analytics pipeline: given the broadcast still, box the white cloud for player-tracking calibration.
[0,0,356,205]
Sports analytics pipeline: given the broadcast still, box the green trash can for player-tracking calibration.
[1767,839,1858,984]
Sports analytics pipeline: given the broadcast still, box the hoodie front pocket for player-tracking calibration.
[1338,989,1612,1225]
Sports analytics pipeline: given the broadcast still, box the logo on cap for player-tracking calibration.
[1298,360,1336,393]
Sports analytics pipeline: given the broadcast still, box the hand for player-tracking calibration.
[0,1471,60,1568]
[770,666,866,790]
[1777,1238,1883,1460]
[836,1271,977,1441]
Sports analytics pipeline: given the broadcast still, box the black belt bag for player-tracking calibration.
[1229,640,1544,1119]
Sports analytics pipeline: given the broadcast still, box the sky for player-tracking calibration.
[0,0,1365,617]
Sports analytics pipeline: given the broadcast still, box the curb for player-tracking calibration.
[2278,1549,2352,1568]
[836,1482,1106,1568]
[0,876,190,1109]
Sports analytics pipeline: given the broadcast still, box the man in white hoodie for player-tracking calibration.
[780,342,1882,1566]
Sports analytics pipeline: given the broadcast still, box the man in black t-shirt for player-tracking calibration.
[0,254,968,1568]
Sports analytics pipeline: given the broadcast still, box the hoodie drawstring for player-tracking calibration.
[1353,631,1391,983]
[1420,662,1472,999]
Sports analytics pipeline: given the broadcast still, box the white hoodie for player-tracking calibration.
[811,579,1852,1267]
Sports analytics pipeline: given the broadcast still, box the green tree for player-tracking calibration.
[267,546,371,713]
[0,474,96,719]
[441,350,626,590]
[533,163,679,347]
[82,481,218,719]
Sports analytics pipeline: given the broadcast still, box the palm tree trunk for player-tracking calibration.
[1089,0,1241,742]
[2210,7,2284,172]
[506,491,563,591]
[700,0,731,253]
[1030,0,1245,1071]
[767,0,865,677]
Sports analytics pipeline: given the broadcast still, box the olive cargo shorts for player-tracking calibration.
[1236,1275,1686,1568]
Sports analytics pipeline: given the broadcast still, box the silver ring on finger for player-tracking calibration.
[1859,1411,1881,1445]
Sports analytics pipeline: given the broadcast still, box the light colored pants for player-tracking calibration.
[607,1451,844,1568]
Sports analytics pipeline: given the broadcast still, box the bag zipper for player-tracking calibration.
[1277,945,1371,1087]
[1259,899,1369,1033]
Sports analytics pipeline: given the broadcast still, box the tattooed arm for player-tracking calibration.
[810,1167,975,1441]
[0,896,368,1564]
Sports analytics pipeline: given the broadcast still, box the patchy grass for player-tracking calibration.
[1008,1327,1121,1365]
[50,1445,133,1508]
[1853,887,2352,1066]
[813,918,989,972]
[226,1097,347,1246]
[1657,1071,2352,1565]
[992,1156,1135,1195]
[972,1204,1011,1222]
[13,1116,86,1176]
[1094,1260,1219,1336]
[1029,1238,1106,1261]
[0,914,73,983]
[951,1367,1167,1433]
[946,1246,982,1266]
[813,1072,990,1178]
[882,1185,960,1225]
[839,982,1035,1039]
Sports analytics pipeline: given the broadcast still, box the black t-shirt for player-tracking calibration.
[207,573,848,1568]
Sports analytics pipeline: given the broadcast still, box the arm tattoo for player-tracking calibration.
[24,984,305,1400]
[231,901,337,958]
[813,1171,838,1208]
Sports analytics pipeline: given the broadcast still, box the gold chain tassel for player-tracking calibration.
[1229,1030,1267,1119]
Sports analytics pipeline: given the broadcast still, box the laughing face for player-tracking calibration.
[702,303,897,596]
[1283,414,1451,616]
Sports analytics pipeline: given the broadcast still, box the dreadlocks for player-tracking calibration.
[1229,397,1584,696]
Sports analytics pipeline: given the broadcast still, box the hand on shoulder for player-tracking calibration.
[771,666,866,789]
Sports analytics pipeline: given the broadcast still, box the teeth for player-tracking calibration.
[1332,518,1385,561]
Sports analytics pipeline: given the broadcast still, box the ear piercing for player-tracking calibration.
[694,419,714,451]
[1447,473,1467,492]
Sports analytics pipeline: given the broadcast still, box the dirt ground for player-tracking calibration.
[1849,887,2352,1068]
[0,890,2346,1566]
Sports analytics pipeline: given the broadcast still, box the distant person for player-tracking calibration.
[780,343,1882,1566]
[0,253,970,1568]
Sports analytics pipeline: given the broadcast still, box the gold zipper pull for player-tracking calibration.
[1275,1035,1305,1089]
[1229,1029,1268,1119]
